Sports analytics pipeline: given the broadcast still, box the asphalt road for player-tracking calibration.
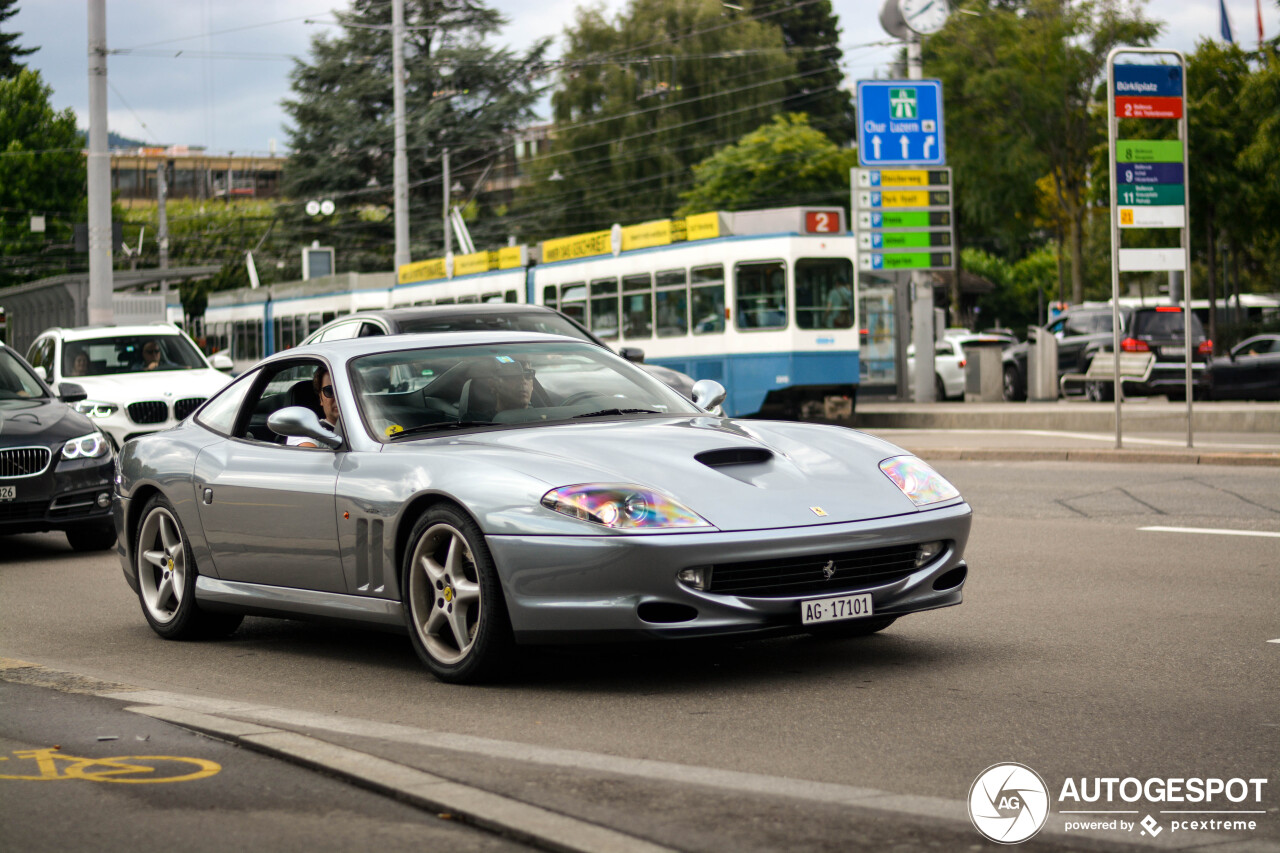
[0,680,529,853]
[2,460,1277,851]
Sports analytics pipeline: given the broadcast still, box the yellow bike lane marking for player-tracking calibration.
[0,747,219,783]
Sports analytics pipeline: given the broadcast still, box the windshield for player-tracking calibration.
[0,349,47,400]
[395,312,597,344]
[352,340,699,440]
[63,333,208,376]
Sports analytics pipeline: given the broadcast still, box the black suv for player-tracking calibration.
[0,343,117,551]
[1003,305,1210,401]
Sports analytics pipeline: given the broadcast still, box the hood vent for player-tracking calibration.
[695,447,773,469]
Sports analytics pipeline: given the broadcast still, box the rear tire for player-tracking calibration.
[935,374,948,402]
[1084,380,1112,402]
[402,504,515,684]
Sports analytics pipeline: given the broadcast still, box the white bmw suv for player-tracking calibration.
[26,324,232,449]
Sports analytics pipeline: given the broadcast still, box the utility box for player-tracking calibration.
[962,339,1005,402]
[1027,326,1059,401]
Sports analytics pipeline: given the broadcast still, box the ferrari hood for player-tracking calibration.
[405,417,951,531]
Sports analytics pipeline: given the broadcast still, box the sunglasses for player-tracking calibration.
[320,385,335,399]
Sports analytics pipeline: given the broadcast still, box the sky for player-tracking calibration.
[10,0,1277,157]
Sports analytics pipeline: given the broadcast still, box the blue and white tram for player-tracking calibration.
[196,209,861,417]
[530,231,859,418]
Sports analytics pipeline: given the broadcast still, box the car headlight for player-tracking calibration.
[62,431,111,460]
[75,400,119,418]
[541,484,710,529]
[879,456,960,507]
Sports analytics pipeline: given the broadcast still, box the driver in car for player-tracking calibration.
[288,366,342,447]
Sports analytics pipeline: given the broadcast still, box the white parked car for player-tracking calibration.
[25,324,233,449]
[907,334,1012,401]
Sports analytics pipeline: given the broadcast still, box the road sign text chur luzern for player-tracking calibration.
[856,80,946,166]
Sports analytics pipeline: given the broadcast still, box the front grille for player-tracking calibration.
[0,447,53,479]
[128,401,169,424]
[173,397,207,420]
[704,544,922,598]
[0,500,48,521]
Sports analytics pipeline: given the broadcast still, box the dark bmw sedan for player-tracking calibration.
[0,343,116,551]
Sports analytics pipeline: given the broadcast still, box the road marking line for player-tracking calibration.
[1138,526,1280,538]
[1268,639,1280,644]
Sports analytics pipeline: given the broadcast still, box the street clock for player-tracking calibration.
[899,0,950,35]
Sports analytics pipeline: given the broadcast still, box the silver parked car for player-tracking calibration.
[113,333,972,683]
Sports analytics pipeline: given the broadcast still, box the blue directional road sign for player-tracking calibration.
[856,80,946,166]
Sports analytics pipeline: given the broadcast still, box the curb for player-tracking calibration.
[910,448,1280,466]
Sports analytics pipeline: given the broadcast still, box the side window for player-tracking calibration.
[622,273,652,339]
[357,322,386,338]
[237,360,328,444]
[735,261,787,330]
[690,265,724,335]
[655,269,688,337]
[27,337,53,371]
[195,370,258,437]
[590,277,619,340]
[319,321,360,342]
[795,258,854,330]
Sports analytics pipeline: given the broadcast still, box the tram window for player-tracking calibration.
[590,277,619,340]
[796,258,855,329]
[505,290,518,303]
[655,269,688,337]
[322,312,336,324]
[436,297,456,305]
[459,295,479,303]
[691,264,725,335]
[560,282,586,327]
[622,274,652,338]
[734,261,787,330]
[543,285,558,309]
[481,291,503,303]
[308,314,324,335]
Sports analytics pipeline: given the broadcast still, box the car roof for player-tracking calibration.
[45,323,187,341]
[288,330,595,362]
[340,304,561,323]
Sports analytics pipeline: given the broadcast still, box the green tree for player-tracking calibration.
[282,0,548,268]
[676,113,856,214]
[927,0,1160,303]
[0,68,85,289]
[513,0,794,238]
[0,0,36,79]
[742,0,855,144]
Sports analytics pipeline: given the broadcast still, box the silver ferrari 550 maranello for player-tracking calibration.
[113,332,971,683]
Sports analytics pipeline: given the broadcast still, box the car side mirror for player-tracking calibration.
[619,346,646,363]
[267,406,342,449]
[33,365,47,381]
[691,379,727,413]
[209,352,234,372]
[58,382,88,404]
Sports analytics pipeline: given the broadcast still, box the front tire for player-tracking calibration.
[1002,365,1024,401]
[1085,380,1113,402]
[135,495,243,639]
[403,504,514,684]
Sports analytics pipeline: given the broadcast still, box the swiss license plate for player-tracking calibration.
[1163,346,1185,357]
[800,593,874,625]
[0,485,15,502]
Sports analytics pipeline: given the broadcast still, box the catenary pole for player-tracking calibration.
[87,0,113,324]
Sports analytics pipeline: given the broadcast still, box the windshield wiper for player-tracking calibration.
[571,408,663,419]
[388,420,496,439]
